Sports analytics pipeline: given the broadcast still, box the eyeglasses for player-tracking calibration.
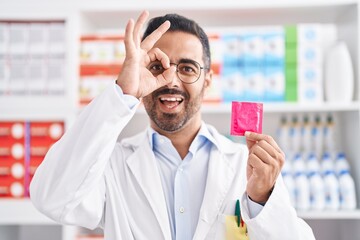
[147,59,206,84]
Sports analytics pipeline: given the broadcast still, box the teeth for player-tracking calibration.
[160,97,182,102]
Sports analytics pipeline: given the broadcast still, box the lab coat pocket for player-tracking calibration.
[222,214,249,240]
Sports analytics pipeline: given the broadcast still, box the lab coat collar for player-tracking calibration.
[124,132,172,240]
[123,124,243,240]
[123,123,240,155]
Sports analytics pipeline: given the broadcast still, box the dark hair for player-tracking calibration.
[142,13,211,71]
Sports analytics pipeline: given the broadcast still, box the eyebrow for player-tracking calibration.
[176,58,200,65]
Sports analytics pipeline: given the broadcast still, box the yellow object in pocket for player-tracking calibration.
[225,215,249,240]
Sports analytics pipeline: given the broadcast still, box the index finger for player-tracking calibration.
[245,131,282,153]
[140,20,171,52]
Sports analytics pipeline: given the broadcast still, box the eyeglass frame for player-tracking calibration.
[147,58,209,84]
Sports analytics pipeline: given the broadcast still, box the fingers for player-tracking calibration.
[141,20,171,51]
[133,11,149,48]
[245,131,282,153]
[147,48,170,69]
[156,65,176,86]
[245,131,285,167]
[124,18,135,55]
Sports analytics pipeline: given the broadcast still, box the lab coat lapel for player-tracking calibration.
[125,136,171,240]
[193,145,236,240]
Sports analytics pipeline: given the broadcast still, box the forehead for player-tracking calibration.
[152,31,204,63]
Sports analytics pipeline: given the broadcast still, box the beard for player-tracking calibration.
[143,86,205,132]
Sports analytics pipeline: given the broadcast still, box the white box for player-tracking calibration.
[47,57,65,94]
[48,22,65,54]
[29,23,48,55]
[297,24,323,44]
[298,43,323,65]
[8,57,28,94]
[0,23,9,54]
[9,23,29,55]
[27,57,47,94]
[297,65,323,103]
[0,60,9,94]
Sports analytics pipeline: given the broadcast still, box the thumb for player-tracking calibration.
[156,65,176,86]
[245,131,256,150]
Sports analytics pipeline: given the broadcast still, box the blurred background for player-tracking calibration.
[1,0,360,239]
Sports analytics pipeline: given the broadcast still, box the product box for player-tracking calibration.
[0,59,9,94]
[264,66,285,102]
[263,27,285,67]
[221,66,245,102]
[0,179,25,198]
[28,122,64,178]
[297,65,323,103]
[222,33,241,67]
[0,22,9,54]
[241,29,264,68]
[47,56,65,94]
[79,75,118,105]
[297,24,326,44]
[8,55,28,94]
[48,22,65,54]
[9,23,28,55]
[27,56,47,94]
[28,23,48,55]
[242,66,265,102]
[297,43,323,65]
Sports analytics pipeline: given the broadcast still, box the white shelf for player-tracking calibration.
[0,199,58,225]
[299,210,360,220]
[133,101,360,114]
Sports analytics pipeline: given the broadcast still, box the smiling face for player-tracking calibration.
[142,31,212,133]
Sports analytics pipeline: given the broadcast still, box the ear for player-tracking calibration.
[203,69,213,92]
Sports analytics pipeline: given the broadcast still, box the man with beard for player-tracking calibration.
[30,11,315,240]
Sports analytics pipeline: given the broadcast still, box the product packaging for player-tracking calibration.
[230,101,263,136]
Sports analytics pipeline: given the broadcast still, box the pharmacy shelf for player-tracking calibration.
[298,209,360,219]
[133,101,360,114]
[0,199,58,225]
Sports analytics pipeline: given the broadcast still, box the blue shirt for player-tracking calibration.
[149,123,216,240]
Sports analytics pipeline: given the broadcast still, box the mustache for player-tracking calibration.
[152,87,189,99]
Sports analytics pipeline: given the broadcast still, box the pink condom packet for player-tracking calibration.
[230,101,263,136]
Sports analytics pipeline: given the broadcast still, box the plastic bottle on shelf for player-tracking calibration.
[334,152,350,177]
[301,115,313,155]
[323,114,336,154]
[323,169,340,210]
[325,41,354,102]
[293,153,310,211]
[312,115,324,159]
[338,170,357,210]
[282,159,296,207]
[289,115,301,155]
[321,152,334,174]
[277,115,289,153]
[306,153,325,210]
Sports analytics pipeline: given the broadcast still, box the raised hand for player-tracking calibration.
[116,11,176,99]
[245,131,285,204]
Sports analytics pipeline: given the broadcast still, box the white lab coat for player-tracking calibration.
[30,83,315,240]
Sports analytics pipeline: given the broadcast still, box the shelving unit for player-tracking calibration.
[1,0,360,239]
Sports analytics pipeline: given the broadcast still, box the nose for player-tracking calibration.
[165,65,182,87]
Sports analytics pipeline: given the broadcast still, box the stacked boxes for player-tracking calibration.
[0,21,66,96]
[207,24,337,104]
[0,121,64,198]
[79,35,125,105]
[209,27,286,103]
[285,26,298,102]
[0,122,26,198]
[297,24,325,103]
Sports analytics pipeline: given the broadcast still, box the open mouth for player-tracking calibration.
[159,96,184,109]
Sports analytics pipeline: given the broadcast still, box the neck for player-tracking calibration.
[153,116,202,159]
